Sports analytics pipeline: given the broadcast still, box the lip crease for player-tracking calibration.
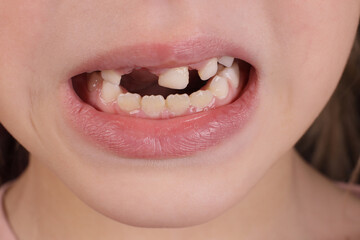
[60,36,259,159]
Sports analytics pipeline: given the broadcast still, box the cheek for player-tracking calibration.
[243,1,359,172]
[264,0,359,130]
[0,1,63,151]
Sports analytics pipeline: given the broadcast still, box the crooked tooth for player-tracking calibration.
[198,58,218,80]
[218,56,234,68]
[166,94,190,116]
[87,72,102,92]
[101,81,121,103]
[158,67,189,89]
[141,95,165,118]
[208,76,229,99]
[117,93,141,112]
[218,62,240,88]
[190,90,214,109]
[101,70,122,85]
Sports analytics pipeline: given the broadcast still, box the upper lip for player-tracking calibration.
[67,34,258,79]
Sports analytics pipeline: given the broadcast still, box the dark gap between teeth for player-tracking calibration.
[72,58,252,109]
[120,69,207,98]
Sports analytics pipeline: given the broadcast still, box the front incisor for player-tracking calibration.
[158,67,189,90]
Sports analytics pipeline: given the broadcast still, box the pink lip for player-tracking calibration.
[60,37,259,159]
[66,36,257,78]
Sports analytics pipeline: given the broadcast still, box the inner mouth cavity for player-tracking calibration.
[72,56,251,119]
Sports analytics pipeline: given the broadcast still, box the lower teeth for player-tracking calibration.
[73,59,249,119]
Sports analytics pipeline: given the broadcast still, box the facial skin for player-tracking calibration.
[0,1,360,238]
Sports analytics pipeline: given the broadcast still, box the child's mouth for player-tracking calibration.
[72,57,250,119]
[60,38,259,160]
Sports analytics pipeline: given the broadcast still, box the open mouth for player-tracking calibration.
[60,39,259,160]
[72,57,250,119]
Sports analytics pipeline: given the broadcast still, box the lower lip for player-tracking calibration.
[60,68,258,159]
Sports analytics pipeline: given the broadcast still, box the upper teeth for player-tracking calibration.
[198,57,218,81]
[94,56,242,117]
[218,56,234,68]
[218,61,240,88]
[100,70,123,103]
[158,67,189,89]
[101,70,122,85]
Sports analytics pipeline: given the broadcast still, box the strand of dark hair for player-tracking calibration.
[0,125,29,185]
